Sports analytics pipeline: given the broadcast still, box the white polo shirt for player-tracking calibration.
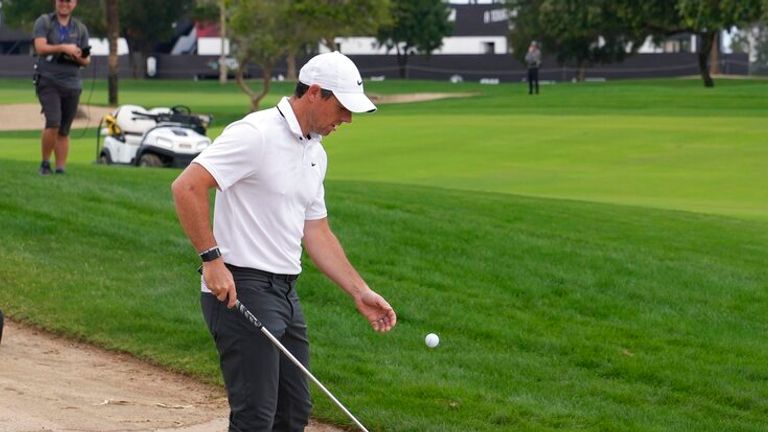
[193,97,328,285]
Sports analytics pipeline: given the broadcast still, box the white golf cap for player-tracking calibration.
[299,52,377,113]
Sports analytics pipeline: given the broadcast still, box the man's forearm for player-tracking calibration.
[171,175,216,253]
[35,38,69,56]
[304,220,369,299]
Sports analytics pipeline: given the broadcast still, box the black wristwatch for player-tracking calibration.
[199,246,221,262]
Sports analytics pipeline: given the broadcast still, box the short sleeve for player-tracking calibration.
[79,22,89,47]
[305,182,327,220]
[33,16,48,39]
[193,121,265,191]
[305,151,328,220]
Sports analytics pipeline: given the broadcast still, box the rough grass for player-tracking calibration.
[1,159,766,431]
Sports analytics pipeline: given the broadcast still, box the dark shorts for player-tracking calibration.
[201,264,310,432]
[36,76,81,136]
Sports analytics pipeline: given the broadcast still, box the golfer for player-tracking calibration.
[172,51,396,431]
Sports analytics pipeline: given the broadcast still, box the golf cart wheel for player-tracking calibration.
[139,153,163,168]
[98,153,111,165]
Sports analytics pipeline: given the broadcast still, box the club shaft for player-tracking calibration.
[235,300,370,432]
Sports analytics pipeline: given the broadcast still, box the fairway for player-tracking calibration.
[330,112,767,219]
[1,78,765,220]
[1,77,767,431]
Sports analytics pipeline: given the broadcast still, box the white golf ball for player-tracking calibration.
[425,333,439,348]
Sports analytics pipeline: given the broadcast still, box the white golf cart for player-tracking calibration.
[96,105,212,168]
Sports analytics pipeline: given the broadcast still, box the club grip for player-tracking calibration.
[235,300,264,329]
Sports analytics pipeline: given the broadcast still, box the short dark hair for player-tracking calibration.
[294,82,333,100]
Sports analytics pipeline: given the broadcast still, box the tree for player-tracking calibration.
[376,0,453,78]
[106,0,120,106]
[282,0,391,80]
[288,0,391,50]
[226,0,390,110]
[640,0,764,87]
[217,0,229,84]
[120,0,196,77]
[676,0,763,86]
[508,0,649,81]
[229,0,292,112]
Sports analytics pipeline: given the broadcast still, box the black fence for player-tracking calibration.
[0,54,133,79]
[0,52,749,82]
[349,53,749,82]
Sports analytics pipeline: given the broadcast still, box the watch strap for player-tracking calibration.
[199,246,221,262]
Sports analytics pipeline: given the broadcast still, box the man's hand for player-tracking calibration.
[60,43,81,58]
[203,259,237,308]
[355,290,396,333]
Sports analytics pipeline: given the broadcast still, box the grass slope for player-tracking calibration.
[1,158,766,431]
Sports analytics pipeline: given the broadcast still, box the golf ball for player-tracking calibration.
[425,333,439,348]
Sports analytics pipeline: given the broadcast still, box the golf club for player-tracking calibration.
[234,300,370,432]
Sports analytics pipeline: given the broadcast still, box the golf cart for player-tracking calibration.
[96,105,213,168]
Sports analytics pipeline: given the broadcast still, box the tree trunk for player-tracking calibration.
[709,32,720,76]
[286,53,297,81]
[395,45,408,79]
[322,35,337,51]
[235,63,271,112]
[577,63,586,82]
[218,0,227,84]
[253,67,272,112]
[106,0,120,106]
[235,67,254,109]
[697,31,716,87]
[129,51,147,79]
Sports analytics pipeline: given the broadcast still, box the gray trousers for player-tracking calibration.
[36,76,81,136]
[201,264,311,432]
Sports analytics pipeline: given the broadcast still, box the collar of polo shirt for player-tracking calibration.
[277,97,320,142]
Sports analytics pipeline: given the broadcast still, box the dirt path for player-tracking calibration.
[0,104,114,132]
[369,92,476,104]
[0,319,342,432]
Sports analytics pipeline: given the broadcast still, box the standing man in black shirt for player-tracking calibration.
[525,40,541,95]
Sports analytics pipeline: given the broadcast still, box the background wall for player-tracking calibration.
[0,52,749,82]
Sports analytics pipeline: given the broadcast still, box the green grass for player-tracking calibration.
[2,78,766,220]
[330,112,768,220]
[1,77,767,430]
[0,159,766,431]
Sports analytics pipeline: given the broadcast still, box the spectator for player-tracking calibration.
[33,0,90,175]
[525,40,542,95]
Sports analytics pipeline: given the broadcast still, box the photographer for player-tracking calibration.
[33,0,90,175]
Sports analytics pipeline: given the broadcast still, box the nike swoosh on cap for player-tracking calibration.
[356,80,363,86]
